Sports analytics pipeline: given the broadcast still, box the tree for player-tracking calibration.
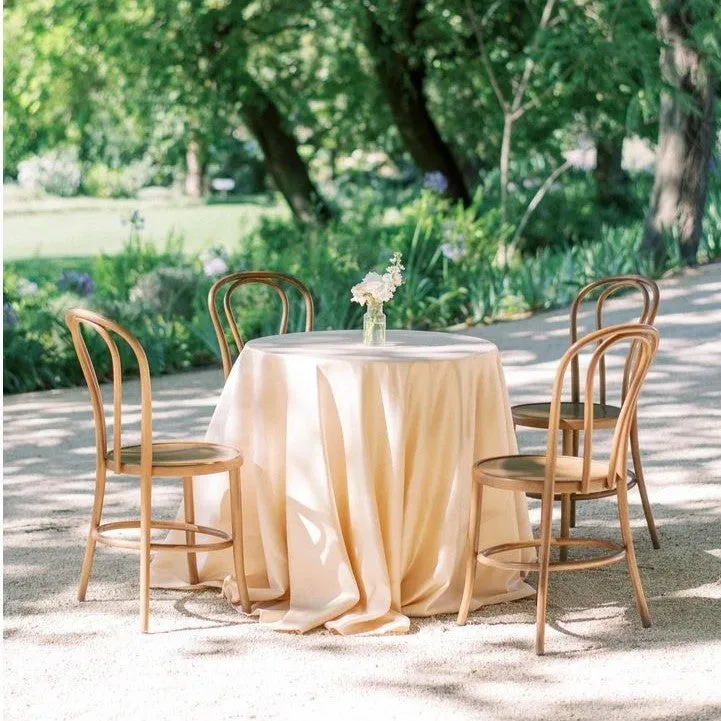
[184,139,204,198]
[594,130,631,212]
[363,1,471,205]
[7,0,333,222]
[643,0,719,266]
[463,0,664,254]
[3,1,152,176]
[137,0,333,221]
[242,78,332,222]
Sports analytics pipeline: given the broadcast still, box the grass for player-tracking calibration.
[3,193,288,260]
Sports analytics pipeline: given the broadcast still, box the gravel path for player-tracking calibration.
[4,263,721,721]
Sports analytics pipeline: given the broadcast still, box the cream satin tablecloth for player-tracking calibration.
[151,330,535,634]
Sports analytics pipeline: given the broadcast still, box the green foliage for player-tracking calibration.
[92,215,183,298]
[83,159,155,198]
[3,271,86,392]
[700,182,721,261]
[3,1,152,175]
[5,186,721,394]
[5,0,717,274]
[4,0,720,395]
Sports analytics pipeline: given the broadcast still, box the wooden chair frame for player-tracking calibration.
[208,271,314,379]
[513,275,660,551]
[66,308,251,632]
[459,323,659,654]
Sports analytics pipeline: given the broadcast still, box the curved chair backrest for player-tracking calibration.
[65,309,153,476]
[544,324,659,497]
[208,271,315,379]
[569,275,659,406]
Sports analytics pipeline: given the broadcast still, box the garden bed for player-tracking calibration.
[5,184,720,394]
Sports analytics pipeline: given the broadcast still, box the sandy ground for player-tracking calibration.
[4,263,721,721]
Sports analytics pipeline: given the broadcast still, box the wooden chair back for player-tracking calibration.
[65,309,153,477]
[569,276,659,406]
[544,324,659,496]
[208,271,314,378]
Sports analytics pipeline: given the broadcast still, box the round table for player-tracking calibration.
[151,330,534,634]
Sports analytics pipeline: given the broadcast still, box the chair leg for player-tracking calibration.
[560,495,571,563]
[569,430,579,528]
[182,476,200,585]
[616,475,651,628]
[631,420,660,550]
[457,482,483,625]
[78,463,108,601]
[228,468,251,613]
[559,430,573,562]
[139,473,152,633]
[535,490,555,656]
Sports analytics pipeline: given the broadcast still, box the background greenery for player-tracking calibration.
[3,0,720,392]
[5,180,720,394]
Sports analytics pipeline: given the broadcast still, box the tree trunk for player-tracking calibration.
[642,2,716,266]
[365,9,471,206]
[242,81,332,223]
[594,131,631,213]
[185,139,204,198]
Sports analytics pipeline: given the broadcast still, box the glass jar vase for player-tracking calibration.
[362,300,386,345]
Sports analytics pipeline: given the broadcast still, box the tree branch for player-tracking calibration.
[511,0,557,112]
[465,0,508,113]
[513,65,574,119]
[509,158,572,250]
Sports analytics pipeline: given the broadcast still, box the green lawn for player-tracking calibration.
[3,195,288,260]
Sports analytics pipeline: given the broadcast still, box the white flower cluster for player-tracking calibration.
[351,252,404,306]
[18,149,82,197]
[200,246,230,277]
[17,279,39,298]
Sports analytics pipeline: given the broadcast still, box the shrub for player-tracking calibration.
[129,266,199,319]
[3,185,720,394]
[83,158,155,198]
[700,184,721,261]
[17,148,82,197]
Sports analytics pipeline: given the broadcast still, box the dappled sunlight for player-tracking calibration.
[2,370,225,619]
[3,263,721,719]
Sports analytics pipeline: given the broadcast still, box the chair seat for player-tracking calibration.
[512,401,620,430]
[107,441,242,476]
[475,454,617,494]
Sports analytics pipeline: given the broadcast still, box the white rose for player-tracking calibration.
[351,282,369,306]
[361,272,394,302]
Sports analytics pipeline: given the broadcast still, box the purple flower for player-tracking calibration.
[121,209,145,232]
[57,271,95,297]
[423,171,448,194]
[4,302,19,330]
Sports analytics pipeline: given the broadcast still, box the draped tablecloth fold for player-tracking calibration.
[151,330,535,634]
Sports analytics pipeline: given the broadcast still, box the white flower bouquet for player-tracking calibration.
[351,252,404,306]
[351,252,404,345]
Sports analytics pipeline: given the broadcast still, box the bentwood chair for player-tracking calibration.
[66,309,251,632]
[209,271,314,380]
[512,276,660,553]
[458,323,659,655]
